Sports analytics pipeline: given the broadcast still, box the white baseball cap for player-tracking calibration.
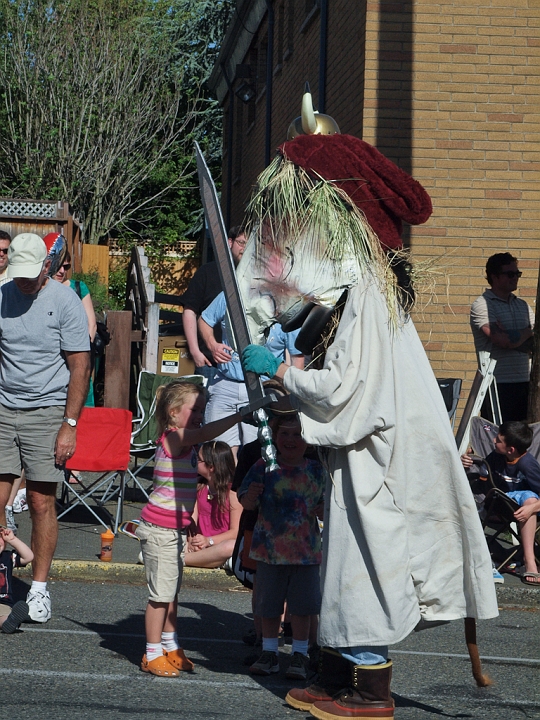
[7,233,47,278]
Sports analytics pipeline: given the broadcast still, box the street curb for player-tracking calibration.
[14,559,242,590]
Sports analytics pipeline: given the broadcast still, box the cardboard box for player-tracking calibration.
[157,336,195,377]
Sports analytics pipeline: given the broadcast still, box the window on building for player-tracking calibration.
[285,0,294,59]
[234,101,244,183]
[300,0,319,34]
[257,33,268,98]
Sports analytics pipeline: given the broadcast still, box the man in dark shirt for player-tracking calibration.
[180,226,245,380]
[483,422,540,585]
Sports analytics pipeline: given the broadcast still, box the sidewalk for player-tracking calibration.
[11,483,239,590]
[9,482,539,603]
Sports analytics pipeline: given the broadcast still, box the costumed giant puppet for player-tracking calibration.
[237,89,498,720]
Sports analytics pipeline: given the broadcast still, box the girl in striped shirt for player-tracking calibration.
[137,381,245,677]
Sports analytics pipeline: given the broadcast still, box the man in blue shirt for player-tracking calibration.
[199,292,303,460]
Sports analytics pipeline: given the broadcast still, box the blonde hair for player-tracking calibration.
[154,381,207,437]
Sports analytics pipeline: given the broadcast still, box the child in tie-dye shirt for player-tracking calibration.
[238,414,326,680]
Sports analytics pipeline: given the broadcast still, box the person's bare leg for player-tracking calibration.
[163,598,178,634]
[26,481,58,582]
[519,500,539,579]
[261,616,282,640]
[183,539,235,568]
[290,614,310,642]
[0,474,16,524]
[145,601,168,644]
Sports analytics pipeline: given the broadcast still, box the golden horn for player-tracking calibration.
[301,82,317,135]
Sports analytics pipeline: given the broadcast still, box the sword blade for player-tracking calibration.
[194,142,265,403]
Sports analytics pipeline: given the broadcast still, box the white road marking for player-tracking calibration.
[20,628,540,665]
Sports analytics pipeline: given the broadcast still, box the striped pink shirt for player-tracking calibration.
[140,431,199,529]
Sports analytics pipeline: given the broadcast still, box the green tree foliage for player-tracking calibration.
[0,0,233,246]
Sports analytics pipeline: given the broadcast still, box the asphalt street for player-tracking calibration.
[1,577,539,720]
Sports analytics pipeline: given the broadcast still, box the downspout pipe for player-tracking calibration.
[265,0,274,166]
[221,62,235,230]
[318,0,328,113]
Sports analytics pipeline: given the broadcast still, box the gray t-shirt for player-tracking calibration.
[470,289,534,383]
[0,279,90,408]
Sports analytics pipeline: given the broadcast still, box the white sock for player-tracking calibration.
[262,637,279,654]
[30,581,47,594]
[5,505,12,511]
[292,639,309,656]
[146,642,163,662]
[161,631,179,652]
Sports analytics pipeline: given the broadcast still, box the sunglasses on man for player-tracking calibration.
[0,248,8,255]
[497,271,522,279]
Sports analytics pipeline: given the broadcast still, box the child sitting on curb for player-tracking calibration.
[462,420,540,586]
[0,526,33,633]
[238,414,326,680]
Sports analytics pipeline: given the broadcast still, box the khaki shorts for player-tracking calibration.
[136,519,185,603]
[0,604,12,618]
[0,404,65,483]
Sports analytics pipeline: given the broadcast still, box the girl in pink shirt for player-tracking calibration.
[185,441,242,569]
[136,381,244,678]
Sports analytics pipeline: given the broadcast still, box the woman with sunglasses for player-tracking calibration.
[471,252,535,421]
[43,235,97,407]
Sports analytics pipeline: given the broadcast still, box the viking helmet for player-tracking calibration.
[286,82,340,140]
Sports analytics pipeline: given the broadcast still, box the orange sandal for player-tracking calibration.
[141,654,179,677]
[164,648,195,672]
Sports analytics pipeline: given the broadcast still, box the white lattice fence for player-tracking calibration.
[0,199,58,218]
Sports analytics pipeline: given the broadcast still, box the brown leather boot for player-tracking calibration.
[309,660,394,719]
[286,647,351,711]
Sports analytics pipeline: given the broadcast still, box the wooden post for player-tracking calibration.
[528,268,540,422]
[103,311,132,409]
[144,303,160,374]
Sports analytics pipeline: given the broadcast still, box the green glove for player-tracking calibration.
[242,344,281,377]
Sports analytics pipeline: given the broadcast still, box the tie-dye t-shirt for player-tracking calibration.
[238,457,326,565]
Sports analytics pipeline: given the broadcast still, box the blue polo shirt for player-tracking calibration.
[201,292,301,381]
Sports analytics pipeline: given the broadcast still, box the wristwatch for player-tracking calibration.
[208,538,214,546]
[63,417,78,428]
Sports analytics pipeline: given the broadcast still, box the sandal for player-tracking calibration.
[140,653,179,677]
[520,571,540,587]
[164,648,194,672]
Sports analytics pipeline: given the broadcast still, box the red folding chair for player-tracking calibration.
[57,408,132,533]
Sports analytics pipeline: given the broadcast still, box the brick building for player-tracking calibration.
[208,0,540,417]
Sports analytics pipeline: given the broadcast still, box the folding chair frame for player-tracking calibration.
[58,468,126,534]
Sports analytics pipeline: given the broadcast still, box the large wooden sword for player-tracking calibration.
[194,142,278,471]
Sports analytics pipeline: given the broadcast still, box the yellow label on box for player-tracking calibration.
[161,348,180,374]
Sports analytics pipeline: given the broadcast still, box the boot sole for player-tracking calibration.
[309,706,394,720]
[2,602,29,634]
[285,691,315,711]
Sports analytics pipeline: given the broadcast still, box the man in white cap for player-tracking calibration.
[0,233,90,623]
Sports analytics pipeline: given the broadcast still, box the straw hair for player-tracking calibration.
[154,381,207,437]
[243,156,412,324]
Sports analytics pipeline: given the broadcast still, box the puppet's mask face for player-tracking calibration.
[237,223,362,344]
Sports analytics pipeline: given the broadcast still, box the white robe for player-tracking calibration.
[283,278,498,648]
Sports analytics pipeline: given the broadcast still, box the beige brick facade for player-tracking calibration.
[210,0,539,421]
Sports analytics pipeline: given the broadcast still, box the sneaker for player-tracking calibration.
[286,652,309,680]
[493,567,504,584]
[26,589,52,623]
[1,601,29,634]
[12,489,28,514]
[5,507,17,534]
[249,650,280,676]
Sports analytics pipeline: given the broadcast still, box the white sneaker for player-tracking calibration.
[5,506,17,534]
[12,489,28,513]
[26,589,52,623]
[492,567,504,584]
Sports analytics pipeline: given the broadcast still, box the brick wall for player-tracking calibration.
[218,0,539,420]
